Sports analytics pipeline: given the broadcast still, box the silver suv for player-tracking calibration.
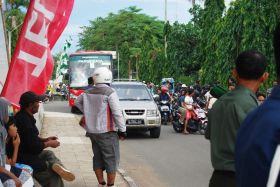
[111,81,161,138]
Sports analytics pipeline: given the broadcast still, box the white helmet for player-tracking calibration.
[181,84,187,88]
[92,67,112,84]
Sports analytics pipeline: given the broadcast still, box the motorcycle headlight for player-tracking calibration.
[147,109,157,117]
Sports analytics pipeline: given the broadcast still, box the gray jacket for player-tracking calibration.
[75,84,126,134]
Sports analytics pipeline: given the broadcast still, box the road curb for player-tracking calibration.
[118,168,138,187]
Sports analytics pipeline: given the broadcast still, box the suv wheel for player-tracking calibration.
[150,126,161,138]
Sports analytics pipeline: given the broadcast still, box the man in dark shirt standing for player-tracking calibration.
[205,50,268,187]
[15,91,75,187]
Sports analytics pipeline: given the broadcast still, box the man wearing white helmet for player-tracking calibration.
[75,67,126,187]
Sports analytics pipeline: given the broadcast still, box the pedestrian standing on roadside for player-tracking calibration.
[15,91,75,187]
[205,50,268,187]
[235,23,280,187]
[75,67,126,187]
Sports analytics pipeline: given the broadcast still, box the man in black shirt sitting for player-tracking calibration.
[15,91,75,187]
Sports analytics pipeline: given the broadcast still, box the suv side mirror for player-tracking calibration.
[153,94,160,102]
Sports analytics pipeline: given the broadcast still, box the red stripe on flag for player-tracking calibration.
[1,0,74,105]
[107,103,111,131]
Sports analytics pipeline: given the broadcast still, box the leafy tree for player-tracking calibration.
[8,0,29,9]
[199,0,280,89]
[4,8,25,56]
[51,53,61,79]
[198,0,225,82]
[78,6,165,81]
[78,2,280,87]
[166,21,200,84]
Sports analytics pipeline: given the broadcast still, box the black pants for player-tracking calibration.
[209,170,236,187]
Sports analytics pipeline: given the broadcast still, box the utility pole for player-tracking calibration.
[7,16,23,60]
[164,0,167,58]
[117,51,120,80]
[128,60,132,80]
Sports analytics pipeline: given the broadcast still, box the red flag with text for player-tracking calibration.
[1,0,74,105]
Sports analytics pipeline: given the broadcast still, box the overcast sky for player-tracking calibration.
[51,0,233,54]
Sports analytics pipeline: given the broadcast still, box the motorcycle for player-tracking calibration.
[159,100,170,125]
[172,103,208,135]
[43,90,53,103]
[60,90,69,101]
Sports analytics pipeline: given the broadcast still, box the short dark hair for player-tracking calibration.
[274,23,280,78]
[256,92,266,99]
[88,77,94,85]
[235,50,267,80]
[187,88,194,94]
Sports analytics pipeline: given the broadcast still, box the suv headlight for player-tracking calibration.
[147,109,157,117]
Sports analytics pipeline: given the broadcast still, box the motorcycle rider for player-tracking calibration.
[183,88,196,134]
[60,83,68,100]
[159,86,172,120]
[178,88,187,124]
[159,86,171,104]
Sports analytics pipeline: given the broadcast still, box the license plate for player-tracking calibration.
[161,106,169,111]
[127,119,143,125]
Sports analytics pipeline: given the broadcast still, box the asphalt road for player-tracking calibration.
[44,101,213,187]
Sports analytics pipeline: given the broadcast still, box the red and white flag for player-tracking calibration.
[1,0,74,105]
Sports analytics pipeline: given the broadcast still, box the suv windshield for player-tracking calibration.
[112,84,152,101]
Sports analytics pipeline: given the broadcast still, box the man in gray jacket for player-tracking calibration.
[75,67,126,187]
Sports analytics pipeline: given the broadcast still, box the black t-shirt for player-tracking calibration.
[15,110,46,171]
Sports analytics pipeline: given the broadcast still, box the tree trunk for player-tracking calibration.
[136,57,139,81]
[128,60,132,80]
